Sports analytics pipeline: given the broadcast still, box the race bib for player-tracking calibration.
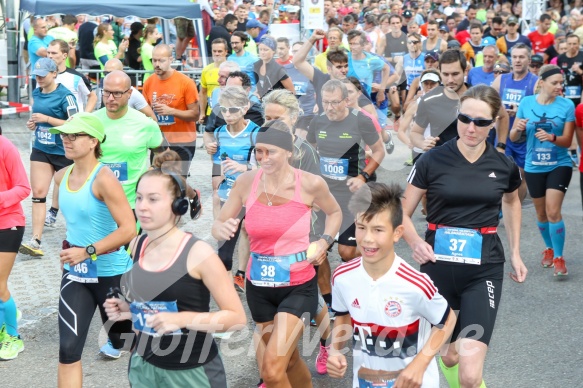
[565,86,582,99]
[293,81,308,96]
[434,227,483,265]
[320,157,348,181]
[357,367,400,388]
[156,114,175,125]
[249,252,308,287]
[130,301,182,337]
[36,124,56,145]
[532,146,557,166]
[218,176,236,202]
[67,259,98,283]
[502,88,525,105]
[105,162,128,182]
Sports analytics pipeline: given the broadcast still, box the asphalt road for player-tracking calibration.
[1,115,583,388]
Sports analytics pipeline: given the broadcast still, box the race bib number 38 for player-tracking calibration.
[249,253,291,287]
[434,227,483,265]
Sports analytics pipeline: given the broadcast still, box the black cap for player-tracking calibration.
[130,22,144,35]
[531,54,543,64]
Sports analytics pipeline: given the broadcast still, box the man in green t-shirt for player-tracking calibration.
[93,70,165,208]
[47,14,78,68]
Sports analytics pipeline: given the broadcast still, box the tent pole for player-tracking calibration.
[6,0,19,103]
[195,18,207,67]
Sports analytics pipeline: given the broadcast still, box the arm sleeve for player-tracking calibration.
[358,112,382,146]
[130,88,149,110]
[331,280,349,314]
[298,142,321,175]
[0,140,32,209]
[146,121,164,149]
[413,98,430,129]
[505,160,522,193]
[28,37,42,55]
[566,100,576,123]
[414,276,450,326]
[275,64,290,82]
[306,117,318,144]
[185,80,199,105]
[407,153,430,190]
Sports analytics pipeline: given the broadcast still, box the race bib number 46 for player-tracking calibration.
[67,259,98,283]
[434,227,483,265]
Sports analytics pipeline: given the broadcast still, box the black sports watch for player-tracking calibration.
[360,171,371,182]
[320,234,335,247]
[496,142,506,150]
[86,245,97,261]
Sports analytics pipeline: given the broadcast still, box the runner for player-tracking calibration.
[103,168,246,386]
[49,113,136,387]
[20,58,78,257]
[93,23,128,74]
[403,85,527,387]
[308,80,386,262]
[0,131,31,360]
[140,25,161,84]
[253,35,295,98]
[212,123,342,387]
[199,38,229,124]
[491,43,538,202]
[143,44,200,176]
[327,182,456,387]
[510,64,575,276]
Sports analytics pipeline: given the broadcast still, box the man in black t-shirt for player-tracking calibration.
[557,34,583,107]
[410,50,509,153]
[307,80,385,262]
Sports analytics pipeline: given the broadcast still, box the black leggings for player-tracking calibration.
[58,271,134,364]
[217,208,245,271]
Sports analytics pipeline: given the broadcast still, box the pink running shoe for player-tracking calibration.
[315,344,329,375]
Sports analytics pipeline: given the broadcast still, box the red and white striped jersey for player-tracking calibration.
[332,255,449,388]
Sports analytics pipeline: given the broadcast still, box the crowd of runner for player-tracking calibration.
[2,0,583,386]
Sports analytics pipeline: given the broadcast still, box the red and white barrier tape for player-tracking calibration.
[0,101,30,115]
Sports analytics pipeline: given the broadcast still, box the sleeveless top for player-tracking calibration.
[500,72,539,144]
[422,38,443,54]
[123,233,219,370]
[245,168,314,286]
[59,163,131,277]
[403,54,425,89]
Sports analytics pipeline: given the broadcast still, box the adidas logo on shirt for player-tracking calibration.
[352,299,361,309]
[489,172,497,178]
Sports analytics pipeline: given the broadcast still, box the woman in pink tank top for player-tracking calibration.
[212,123,342,388]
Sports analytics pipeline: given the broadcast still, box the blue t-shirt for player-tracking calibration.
[500,72,539,139]
[28,35,55,71]
[284,63,317,115]
[32,84,78,155]
[517,95,575,173]
[228,51,259,86]
[348,52,385,95]
[402,53,425,89]
[467,67,496,87]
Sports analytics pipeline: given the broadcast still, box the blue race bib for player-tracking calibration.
[320,157,349,181]
[357,377,396,388]
[156,114,175,125]
[293,81,308,96]
[531,146,557,166]
[105,162,128,182]
[502,88,525,105]
[36,124,56,145]
[249,252,308,287]
[130,301,182,336]
[217,176,236,202]
[67,259,98,283]
[434,227,483,265]
[565,86,582,99]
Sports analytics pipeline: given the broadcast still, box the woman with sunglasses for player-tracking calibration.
[511,64,575,276]
[213,119,341,387]
[49,112,136,387]
[210,86,261,275]
[402,85,527,388]
[19,58,78,257]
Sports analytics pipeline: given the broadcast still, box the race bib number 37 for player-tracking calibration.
[434,227,483,265]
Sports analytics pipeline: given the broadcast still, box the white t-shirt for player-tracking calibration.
[332,256,448,388]
[128,86,148,111]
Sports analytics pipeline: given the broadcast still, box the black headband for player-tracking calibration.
[540,68,562,80]
[256,128,293,153]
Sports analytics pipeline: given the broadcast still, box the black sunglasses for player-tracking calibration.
[457,113,495,127]
[219,106,244,114]
[530,63,542,68]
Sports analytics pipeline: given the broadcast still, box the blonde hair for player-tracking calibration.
[261,89,301,123]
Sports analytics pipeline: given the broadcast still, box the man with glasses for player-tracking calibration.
[94,70,164,214]
[491,43,538,202]
[401,32,425,91]
[529,54,544,76]
[307,80,385,262]
[143,44,200,176]
[228,31,258,87]
[496,16,531,61]
[314,27,345,74]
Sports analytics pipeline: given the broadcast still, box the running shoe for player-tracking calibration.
[315,344,329,375]
[570,152,579,168]
[233,274,245,293]
[19,237,44,257]
[44,210,57,227]
[553,257,568,276]
[257,383,266,388]
[310,318,317,327]
[0,309,22,343]
[385,131,395,154]
[99,340,125,359]
[0,335,24,361]
[541,248,554,268]
[404,159,413,166]
[327,304,336,322]
[212,331,234,340]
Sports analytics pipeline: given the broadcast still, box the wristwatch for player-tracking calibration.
[360,171,371,182]
[86,245,97,261]
[320,234,335,247]
[496,142,506,150]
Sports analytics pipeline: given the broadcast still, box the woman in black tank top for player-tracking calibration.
[104,169,246,385]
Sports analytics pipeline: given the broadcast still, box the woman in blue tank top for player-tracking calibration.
[50,112,137,387]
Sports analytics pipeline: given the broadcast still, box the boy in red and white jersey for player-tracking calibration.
[327,182,456,388]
